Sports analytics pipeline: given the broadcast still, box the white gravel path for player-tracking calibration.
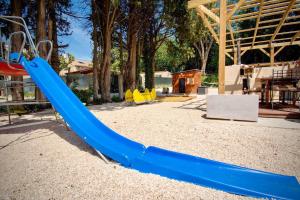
[0,96,299,200]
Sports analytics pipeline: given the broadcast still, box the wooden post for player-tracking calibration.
[218,0,226,94]
[234,49,237,65]
[270,45,274,66]
[237,38,241,65]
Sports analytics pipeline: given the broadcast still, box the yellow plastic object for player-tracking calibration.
[150,88,156,100]
[143,88,151,101]
[125,89,133,102]
[133,89,146,104]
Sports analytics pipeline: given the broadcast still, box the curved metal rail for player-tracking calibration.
[7,31,26,70]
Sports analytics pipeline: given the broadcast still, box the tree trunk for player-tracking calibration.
[47,0,60,73]
[35,0,47,101]
[118,30,124,99]
[194,38,213,75]
[99,32,112,102]
[124,1,139,91]
[10,0,24,102]
[92,0,100,102]
[37,0,47,58]
[144,33,155,89]
[125,30,137,90]
[136,38,141,88]
[145,55,155,89]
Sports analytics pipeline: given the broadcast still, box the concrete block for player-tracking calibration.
[207,95,259,122]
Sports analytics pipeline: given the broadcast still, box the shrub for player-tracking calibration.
[72,88,93,105]
[111,95,122,102]
[201,74,218,87]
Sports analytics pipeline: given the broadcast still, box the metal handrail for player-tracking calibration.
[0,16,38,57]
[36,40,53,61]
[0,27,4,59]
[7,31,26,68]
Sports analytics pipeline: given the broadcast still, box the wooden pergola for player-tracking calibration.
[188,0,300,94]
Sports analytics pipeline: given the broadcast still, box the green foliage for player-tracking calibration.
[72,88,93,105]
[59,53,75,71]
[156,40,195,72]
[201,74,218,87]
[111,47,127,72]
[111,95,122,102]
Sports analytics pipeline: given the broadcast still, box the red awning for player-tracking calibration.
[0,61,28,76]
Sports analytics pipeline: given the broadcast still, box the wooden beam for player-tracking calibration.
[188,0,217,9]
[234,49,237,64]
[225,52,233,61]
[252,0,264,47]
[226,0,246,21]
[230,7,300,23]
[225,41,300,52]
[291,31,300,44]
[259,48,270,57]
[271,0,296,41]
[218,0,226,94]
[274,46,285,57]
[197,10,219,44]
[226,30,300,43]
[228,21,235,47]
[270,45,275,66]
[197,5,220,23]
[240,49,247,56]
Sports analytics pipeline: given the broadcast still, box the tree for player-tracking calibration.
[91,0,100,101]
[124,0,143,91]
[93,0,120,102]
[188,10,213,74]
[59,53,74,86]
[142,0,170,89]
[35,0,47,101]
[10,0,24,102]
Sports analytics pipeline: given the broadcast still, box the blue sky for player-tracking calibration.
[60,1,92,61]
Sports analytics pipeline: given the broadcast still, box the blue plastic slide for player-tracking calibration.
[19,56,300,199]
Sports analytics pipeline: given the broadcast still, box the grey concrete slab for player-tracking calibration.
[207,95,259,122]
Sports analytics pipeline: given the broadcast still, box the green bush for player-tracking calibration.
[72,89,93,105]
[111,95,122,102]
[201,74,218,87]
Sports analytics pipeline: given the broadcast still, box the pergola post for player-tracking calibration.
[270,45,274,66]
[218,0,226,94]
[237,38,241,65]
[234,49,237,65]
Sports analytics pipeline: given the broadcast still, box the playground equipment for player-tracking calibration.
[1,16,300,199]
[125,88,156,104]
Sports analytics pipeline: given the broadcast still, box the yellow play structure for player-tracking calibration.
[125,88,156,104]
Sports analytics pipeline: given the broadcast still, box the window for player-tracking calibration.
[186,78,194,85]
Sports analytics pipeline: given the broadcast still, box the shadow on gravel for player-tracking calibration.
[175,98,207,111]
[0,120,96,157]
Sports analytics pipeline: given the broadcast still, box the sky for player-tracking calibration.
[59,0,92,61]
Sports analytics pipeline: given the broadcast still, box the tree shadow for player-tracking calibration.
[174,98,207,111]
[0,119,97,157]
[89,101,162,112]
[88,102,128,112]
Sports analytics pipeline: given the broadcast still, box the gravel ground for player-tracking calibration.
[0,96,299,200]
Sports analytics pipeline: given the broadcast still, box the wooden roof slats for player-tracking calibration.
[291,31,300,44]
[252,0,264,47]
[230,7,300,22]
[226,30,300,43]
[189,0,300,63]
[212,0,292,14]
[271,0,297,41]
[225,20,300,35]
[226,0,247,21]
[225,41,300,52]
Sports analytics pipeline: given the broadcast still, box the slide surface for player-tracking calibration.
[19,56,300,199]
